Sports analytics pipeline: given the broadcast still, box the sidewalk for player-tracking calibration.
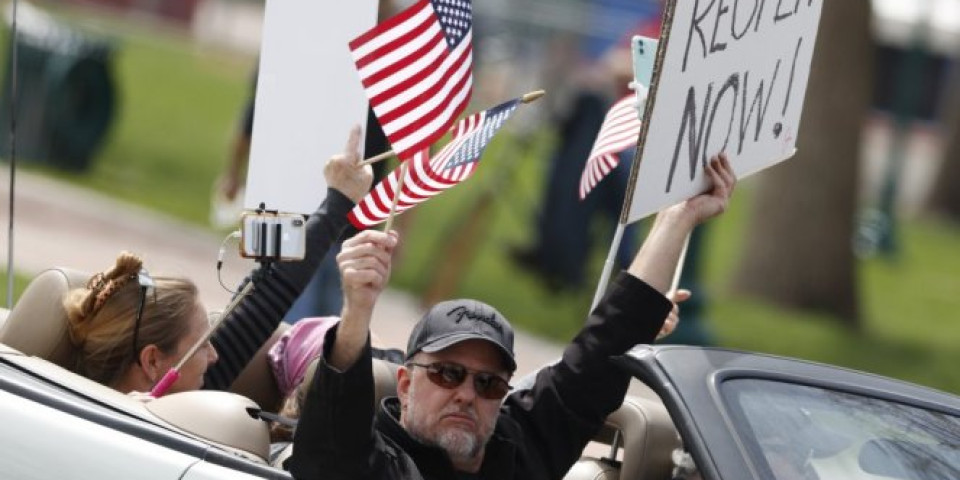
[0,169,564,377]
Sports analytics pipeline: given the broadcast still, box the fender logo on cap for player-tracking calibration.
[447,306,503,334]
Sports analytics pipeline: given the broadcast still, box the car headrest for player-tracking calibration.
[146,390,270,462]
[373,357,400,404]
[299,355,400,410]
[565,395,680,480]
[0,267,90,368]
[228,323,290,412]
[268,357,400,469]
[563,457,620,480]
[608,395,679,479]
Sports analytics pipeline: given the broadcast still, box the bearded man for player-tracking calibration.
[287,155,736,479]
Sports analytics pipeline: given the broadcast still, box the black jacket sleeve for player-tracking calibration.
[286,325,380,479]
[203,188,358,390]
[502,272,672,478]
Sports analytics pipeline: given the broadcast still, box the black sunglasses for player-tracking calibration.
[131,269,156,364]
[406,361,512,400]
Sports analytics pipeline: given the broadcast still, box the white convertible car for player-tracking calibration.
[2,267,959,479]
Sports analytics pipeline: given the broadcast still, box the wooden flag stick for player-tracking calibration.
[358,149,394,167]
[383,161,409,232]
[358,90,547,167]
[520,89,546,104]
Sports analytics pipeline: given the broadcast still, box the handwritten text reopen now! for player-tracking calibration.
[668,0,816,193]
[625,0,821,224]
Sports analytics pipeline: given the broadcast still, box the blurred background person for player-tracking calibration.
[509,0,663,293]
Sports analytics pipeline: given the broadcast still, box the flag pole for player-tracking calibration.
[587,1,676,317]
[383,161,409,232]
[668,232,691,297]
[520,90,546,104]
[359,90,547,167]
[590,222,626,310]
[359,149,393,167]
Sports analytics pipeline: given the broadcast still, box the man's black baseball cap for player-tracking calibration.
[405,299,516,372]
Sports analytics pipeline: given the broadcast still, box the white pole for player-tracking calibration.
[5,0,19,308]
[590,222,626,311]
[668,232,692,297]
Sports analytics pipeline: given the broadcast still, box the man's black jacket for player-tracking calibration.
[286,272,672,479]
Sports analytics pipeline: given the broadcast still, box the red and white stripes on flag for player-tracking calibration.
[348,98,520,229]
[349,0,473,161]
[347,148,429,229]
[578,95,643,200]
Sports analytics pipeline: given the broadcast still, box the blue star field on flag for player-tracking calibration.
[443,98,519,171]
[432,0,472,49]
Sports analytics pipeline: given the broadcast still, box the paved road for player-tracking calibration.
[0,169,564,377]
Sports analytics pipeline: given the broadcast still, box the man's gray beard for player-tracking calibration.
[405,385,487,462]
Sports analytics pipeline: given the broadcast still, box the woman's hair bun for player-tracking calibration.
[64,252,145,346]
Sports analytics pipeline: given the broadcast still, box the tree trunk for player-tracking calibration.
[927,75,960,220]
[732,1,871,328]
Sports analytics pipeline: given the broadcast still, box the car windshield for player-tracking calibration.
[722,379,960,480]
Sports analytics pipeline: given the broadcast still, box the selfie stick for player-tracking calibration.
[150,281,255,397]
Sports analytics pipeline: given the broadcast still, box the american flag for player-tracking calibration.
[349,0,473,161]
[578,95,643,200]
[349,98,520,228]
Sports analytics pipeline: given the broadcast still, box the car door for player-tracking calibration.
[615,345,960,480]
[0,358,290,480]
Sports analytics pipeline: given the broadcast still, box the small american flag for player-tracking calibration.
[349,0,473,161]
[578,95,643,200]
[349,98,520,228]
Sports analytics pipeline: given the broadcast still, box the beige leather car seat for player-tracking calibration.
[0,267,90,368]
[563,395,680,480]
[269,357,400,468]
[0,266,289,411]
[228,323,290,411]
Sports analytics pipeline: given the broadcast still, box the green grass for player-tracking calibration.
[2,12,254,225]
[0,270,34,309]
[6,8,960,395]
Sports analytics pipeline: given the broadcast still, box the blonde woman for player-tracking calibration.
[63,127,373,395]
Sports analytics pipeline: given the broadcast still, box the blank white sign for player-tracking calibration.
[245,1,378,215]
[626,0,823,223]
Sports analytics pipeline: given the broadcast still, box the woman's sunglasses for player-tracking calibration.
[130,269,156,364]
[406,361,512,400]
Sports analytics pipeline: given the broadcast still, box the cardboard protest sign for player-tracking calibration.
[245,0,378,214]
[624,0,823,224]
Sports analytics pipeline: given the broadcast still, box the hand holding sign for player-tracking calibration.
[623,0,823,224]
[666,153,736,227]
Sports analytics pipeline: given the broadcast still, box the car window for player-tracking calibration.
[722,379,960,480]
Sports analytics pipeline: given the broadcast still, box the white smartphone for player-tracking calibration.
[240,212,307,261]
[631,35,659,116]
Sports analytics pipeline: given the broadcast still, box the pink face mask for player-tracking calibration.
[268,316,341,397]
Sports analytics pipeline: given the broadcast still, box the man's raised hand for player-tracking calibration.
[337,230,398,314]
